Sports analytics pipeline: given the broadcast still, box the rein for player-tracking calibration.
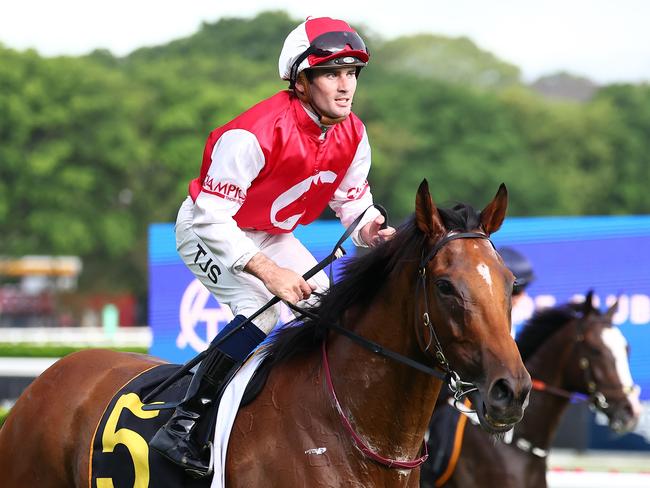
[288,230,493,390]
[142,204,382,406]
[289,229,494,470]
[531,379,586,401]
[321,340,430,469]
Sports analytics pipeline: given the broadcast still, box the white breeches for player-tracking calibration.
[175,198,330,334]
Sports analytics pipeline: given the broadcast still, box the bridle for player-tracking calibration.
[532,313,637,413]
[415,231,494,406]
[308,229,495,470]
[507,312,639,458]
[575,318,612,411]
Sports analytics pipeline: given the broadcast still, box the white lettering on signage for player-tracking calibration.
[630,294,650,324]
[177,279,234,352]
[514,293,650,327]
[534,295,557,310]
[177,280,296,353]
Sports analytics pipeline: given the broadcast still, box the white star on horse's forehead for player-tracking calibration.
[476,262,493,294]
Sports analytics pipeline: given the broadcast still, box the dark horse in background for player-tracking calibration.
[422,290,642,488]
[0,180,531,487]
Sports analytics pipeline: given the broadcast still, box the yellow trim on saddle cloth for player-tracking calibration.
[435,397,471,487]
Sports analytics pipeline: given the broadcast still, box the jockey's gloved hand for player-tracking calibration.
[360,215,396,247]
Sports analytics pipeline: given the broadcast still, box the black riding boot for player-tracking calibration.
[150,350,236,477]
[150,314,266,478]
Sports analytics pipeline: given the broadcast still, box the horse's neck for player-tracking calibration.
[327,281,443,460]
[515,328,575,450]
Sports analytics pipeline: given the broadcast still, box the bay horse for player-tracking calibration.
[422,290,642,488]
[0,180,531,487]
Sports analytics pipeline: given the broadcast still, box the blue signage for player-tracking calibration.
[148,221,356,364]
[149,216,650,400]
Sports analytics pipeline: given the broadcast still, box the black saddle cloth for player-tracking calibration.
[90,363,213,488]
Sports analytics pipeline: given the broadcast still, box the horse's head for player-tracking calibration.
[414,180,531,433]
[566,291,642,433]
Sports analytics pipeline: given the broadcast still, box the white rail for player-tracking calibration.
[0,326,152,347]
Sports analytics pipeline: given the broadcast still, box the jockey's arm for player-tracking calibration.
[328,128,395,247]
[359,214,396,247]
[194,130,314,304]
[244,252,315,304]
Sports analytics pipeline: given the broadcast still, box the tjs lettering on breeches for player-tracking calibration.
[194,243,221,284]
[175,197,330,334]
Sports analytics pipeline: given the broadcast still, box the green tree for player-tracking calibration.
[1,11,649,302]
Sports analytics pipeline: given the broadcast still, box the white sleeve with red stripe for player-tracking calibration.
[329,127,381,247]
[192,129,265,273]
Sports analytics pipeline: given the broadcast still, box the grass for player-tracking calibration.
[0,344,148,358]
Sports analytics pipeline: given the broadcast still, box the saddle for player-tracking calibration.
[90,364,212,488]
[421,397,472,488]
[90,354,272,488]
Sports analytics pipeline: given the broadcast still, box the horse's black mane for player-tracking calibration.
[516,302,598,361]
[259,202,482,368]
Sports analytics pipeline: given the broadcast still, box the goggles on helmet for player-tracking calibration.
[289,30,368,87]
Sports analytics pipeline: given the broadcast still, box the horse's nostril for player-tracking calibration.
[489,378,514,406]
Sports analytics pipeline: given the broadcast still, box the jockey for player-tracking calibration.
[150,16,395,477]
[497,246,536,336]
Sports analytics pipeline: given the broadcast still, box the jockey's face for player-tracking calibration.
[308,67,357,121]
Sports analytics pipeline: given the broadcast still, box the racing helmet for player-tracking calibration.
[278,17,370,89]
[498,246,535,294]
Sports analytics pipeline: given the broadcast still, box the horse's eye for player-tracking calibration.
[435,279,455,296]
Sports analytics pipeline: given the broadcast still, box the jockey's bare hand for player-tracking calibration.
[245,252,316,304]
[359,215,396,247]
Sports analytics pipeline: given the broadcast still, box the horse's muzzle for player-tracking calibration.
[470,375,531,434]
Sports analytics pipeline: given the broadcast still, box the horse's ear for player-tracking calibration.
[605,296,619,323]
[480,183,508,235]
[415,179,445,238]
[583,290,596,315]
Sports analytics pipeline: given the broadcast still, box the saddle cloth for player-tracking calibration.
[89,355,264,488]
[90,363,209,488]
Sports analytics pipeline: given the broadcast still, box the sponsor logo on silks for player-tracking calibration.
[202,176,246,203]
[271,171,338,230]
[177,279,234,353]
[346,180,369,200]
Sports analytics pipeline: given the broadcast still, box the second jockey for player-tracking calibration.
[149,16,396,477]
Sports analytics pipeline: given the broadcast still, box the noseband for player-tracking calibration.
[574,318,639,413]
[416,231,494,406]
